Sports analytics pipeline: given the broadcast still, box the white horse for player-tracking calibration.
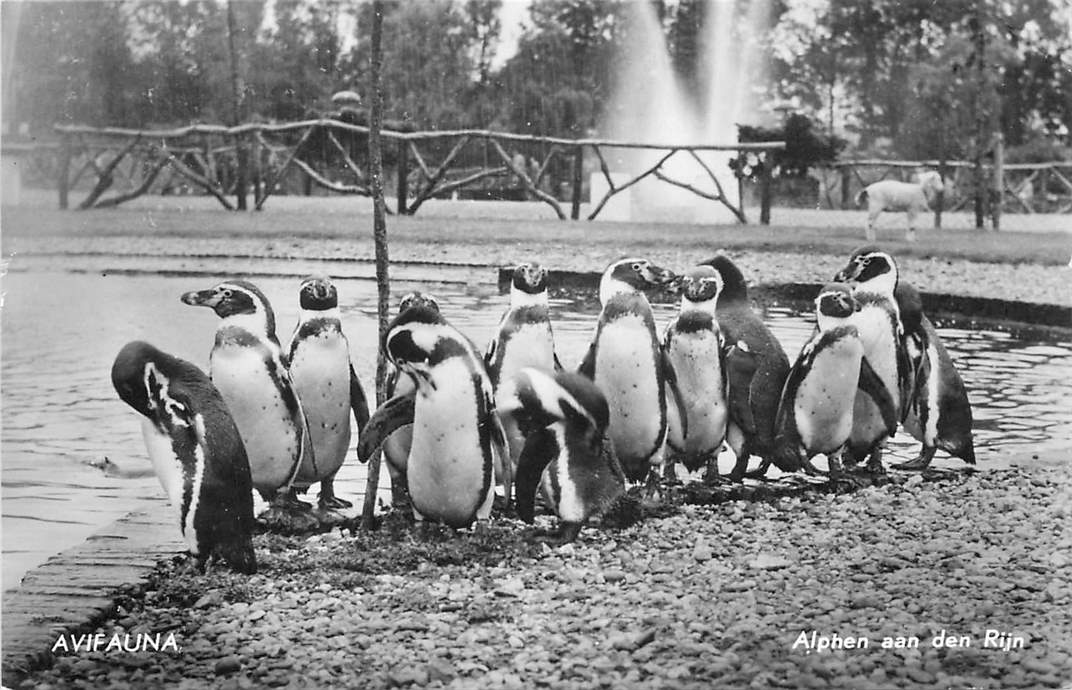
[855,171,945,242]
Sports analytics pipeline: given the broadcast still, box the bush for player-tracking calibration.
[731,114,847,181]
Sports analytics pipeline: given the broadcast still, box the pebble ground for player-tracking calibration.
[17,466,1072,689]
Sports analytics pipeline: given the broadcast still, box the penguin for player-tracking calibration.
[485,262,562,502]
[486,262,562,386]
[496,367,625,544]
[379,291,440,507]
[891,282,976,470]
[180,279,316,532]
[111,341,256,574]
[577,257,679,498]
[356,299,506,529]
[772,284,897,483]
[697,253,795,480]
[286,275,371,524]
[831,246,913,472]
[661,265,729,482]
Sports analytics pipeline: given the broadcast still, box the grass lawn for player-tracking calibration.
[3,194,1070,267]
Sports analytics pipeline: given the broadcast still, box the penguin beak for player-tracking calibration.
[665,275,685,295]
[180,289,220,308]
[641,264,677,287]
[832,266,854,284]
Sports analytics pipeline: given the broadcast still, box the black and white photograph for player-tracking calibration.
[2,0,1071,687]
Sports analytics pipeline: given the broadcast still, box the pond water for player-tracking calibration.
[3,270,1071,592]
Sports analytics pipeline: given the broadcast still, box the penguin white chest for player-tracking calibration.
[210,343,300,491]
[141,418,186,511]
[139,418,202,555]
[665,328,727,453]
[290,333,353,479]
[407,358,492,524]
[847,303,901,445]
[550,425,586,523]
[794,338,863,453]
[499,322,556,378]
[850,305,899,395]
[595,315,663,462]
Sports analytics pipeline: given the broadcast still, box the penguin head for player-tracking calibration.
[180,279,277,336]
[298,274,338,311]
[599,258,676,304]
[398,291,440,315]
[698,252,749,306]
[385,300,464,395]
[112,341,160,417]
[510,263,550,307]
[498,368,610,443]
[111,341,193,425]
[676,265,724,310]
[834,246,899,295]
[815,283,857,329]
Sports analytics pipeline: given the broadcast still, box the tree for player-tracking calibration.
[496,0,621,137]
[771,0,1069,158]
[3,2,139,131]
[249,0,342,121]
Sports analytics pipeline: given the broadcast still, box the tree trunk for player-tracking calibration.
[971,8,988,230]
[226,0,248,211]
[361,0,389,532]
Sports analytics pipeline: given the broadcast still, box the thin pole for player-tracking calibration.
[361,0,389,531]
[226,0,248,211]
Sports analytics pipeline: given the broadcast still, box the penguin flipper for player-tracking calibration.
[484,336,498,371]
[577,341,596,380]
[552,351,564,372]
[858,357,898,437]
[660,349,688,440]
[349,362,371,433]
[357,393,416,464]
[515,429,558,524]
[772,349,811,470]
[724,342,759,434]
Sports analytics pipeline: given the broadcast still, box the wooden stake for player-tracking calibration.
[361,0,389,532]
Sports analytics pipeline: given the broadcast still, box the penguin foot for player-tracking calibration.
[318,494,353,510]
[313,506,349,528]
[700,469,724,486]
[641,471,663,505]
[892,446,936,471]
[471,518,493,538]
[892,456,933,471]
[828,473,864,492]
[258,494,320,534]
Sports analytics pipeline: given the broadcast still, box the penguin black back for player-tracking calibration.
[112,341,257,574]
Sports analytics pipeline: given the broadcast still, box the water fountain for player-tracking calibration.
[599,0,772,223]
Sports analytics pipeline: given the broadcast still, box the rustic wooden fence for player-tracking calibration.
[40,121,784,223]
[812,158,1072,217]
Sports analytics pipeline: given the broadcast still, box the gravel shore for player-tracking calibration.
[17,465,1072,689]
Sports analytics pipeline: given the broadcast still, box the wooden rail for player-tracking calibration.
[42,122,784,223]
[814,157,1072,218]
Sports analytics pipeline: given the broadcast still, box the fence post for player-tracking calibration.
[58,134,71,210]
[992,132,1004,231]
[840,165,852,209]
[934,158,947,229]
[396,138,408,215]
[570,144,583,220]
[759,157,772,225]
[250,130,262,206]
